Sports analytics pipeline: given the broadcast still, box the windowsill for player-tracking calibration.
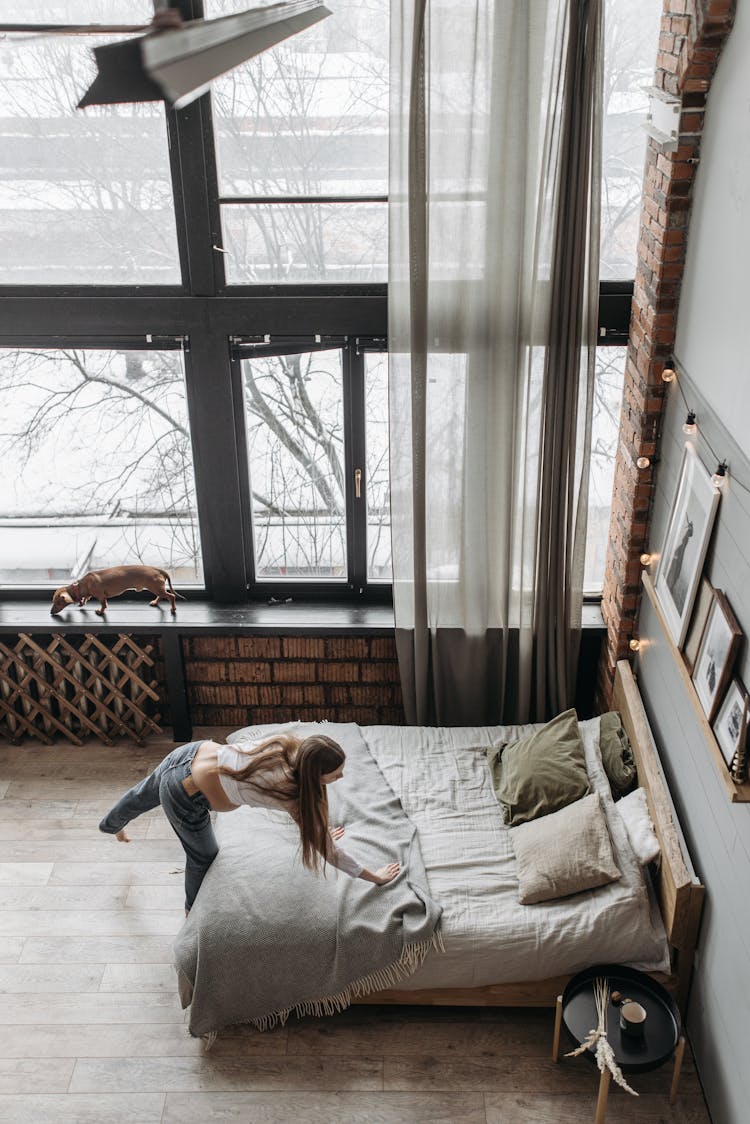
[0,598,396,635]
[0,598,606,634]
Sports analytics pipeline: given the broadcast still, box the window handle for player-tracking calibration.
[354,468,362,499]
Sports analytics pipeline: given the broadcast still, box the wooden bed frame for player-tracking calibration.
[355,659,704,1014]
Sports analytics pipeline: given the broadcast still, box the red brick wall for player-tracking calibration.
[598,0,736,708]
[183,635,405,727]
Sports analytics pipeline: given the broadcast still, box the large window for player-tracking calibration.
[0,345,202,585]
[583,0,664,590]
[0,0,664,599]
[600,0,663,278]
[208,0,389,283]
[585,347,627,591]
[0,2,180,285]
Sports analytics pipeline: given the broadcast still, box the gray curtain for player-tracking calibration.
[389,0,603,725]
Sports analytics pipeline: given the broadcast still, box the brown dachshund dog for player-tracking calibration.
[51,565,184,617]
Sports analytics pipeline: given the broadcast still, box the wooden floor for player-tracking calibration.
[0,734,713,1124]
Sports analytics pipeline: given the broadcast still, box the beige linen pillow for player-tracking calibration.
[485,708,590,826]
[508,792,621,904]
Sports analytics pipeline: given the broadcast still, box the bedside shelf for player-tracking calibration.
[642,572,750,803]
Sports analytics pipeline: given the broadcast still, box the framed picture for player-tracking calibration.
[691,591,742,721]
[654,445,721,647]
[713,679,749,770]
[683,576,714,673]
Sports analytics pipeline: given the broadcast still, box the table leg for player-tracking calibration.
[594,1067,611,1124]
[669,1036,686,1105]
[552,995,563,1061]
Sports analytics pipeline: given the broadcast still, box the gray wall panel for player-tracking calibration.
[636,595,750,1124]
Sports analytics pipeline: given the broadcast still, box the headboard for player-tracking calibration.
[612,659,704,1009]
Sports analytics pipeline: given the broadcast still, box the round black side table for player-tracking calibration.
[551,964,685,1123]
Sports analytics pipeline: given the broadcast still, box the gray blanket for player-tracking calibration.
[173,722,443,1037]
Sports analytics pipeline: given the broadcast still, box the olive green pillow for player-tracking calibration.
[599,711,637,797]
[485,708,591,827]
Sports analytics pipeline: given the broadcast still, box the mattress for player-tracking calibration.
[358,716,671,989]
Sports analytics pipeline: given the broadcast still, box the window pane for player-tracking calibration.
[0,348,203,586]
[241,350,346,580]
[600,0,663,278]
[208,0,388,198]
[585,347,627,591]
[365,351,392,582]
[222,202,387,283]
[0,2,180,284]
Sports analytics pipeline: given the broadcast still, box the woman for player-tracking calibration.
[99,734,400,913]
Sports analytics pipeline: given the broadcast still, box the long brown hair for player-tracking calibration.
[218,734,345,873]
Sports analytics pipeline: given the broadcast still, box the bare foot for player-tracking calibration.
[115,829,131,843]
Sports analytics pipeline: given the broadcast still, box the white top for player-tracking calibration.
[216,743,364,879]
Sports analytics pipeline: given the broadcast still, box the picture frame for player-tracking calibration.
[691,591,743,722]
[654,444,721,647]
[713,679,749,770]
[683,576,714,674]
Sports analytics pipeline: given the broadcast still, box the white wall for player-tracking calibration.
[675,0,750,444]
[638,4,750,1122]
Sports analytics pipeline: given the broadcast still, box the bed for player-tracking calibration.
[173,660,704,1036]
[353,660,704,1014]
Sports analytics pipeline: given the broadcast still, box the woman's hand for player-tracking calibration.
[373,862,400,885]
[328,825,345,841]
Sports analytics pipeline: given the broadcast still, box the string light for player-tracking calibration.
[640,553,652,566]
[629,638,641,652]
[682,410,697,436]
[663,355,750,496]
[661,357,677,382]
[636,456,651,469]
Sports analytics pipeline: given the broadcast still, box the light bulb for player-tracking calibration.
[640,553,652,566]
[661,360,676,382]
[629,638,641,652]
[682,411,697,436]
[711,461,728,488]
[636,456,650,469]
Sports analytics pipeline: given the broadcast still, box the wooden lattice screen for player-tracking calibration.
[0,632,163,745]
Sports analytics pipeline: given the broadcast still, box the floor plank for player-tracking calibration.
[0,862,54,885]
[0,1058,75,1094]
[484,1091,712,1123]
[100,963,181,993]
[0,736,713,1124]
[0,909,182,936]
[161,1091,488,1124]
[0,1093,166,1123]
[0,963,105,993]
[20,935,178,963]
[69,1055,383,1093]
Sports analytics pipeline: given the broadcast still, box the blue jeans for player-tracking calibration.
[99,741,218,911]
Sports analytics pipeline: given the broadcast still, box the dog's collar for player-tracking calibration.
[71,580,85,606]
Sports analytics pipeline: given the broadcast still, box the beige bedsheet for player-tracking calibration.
[359,716,671,989]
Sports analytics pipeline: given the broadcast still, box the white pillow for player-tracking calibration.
[615,787,660,866]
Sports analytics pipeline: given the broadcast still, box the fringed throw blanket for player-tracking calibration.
[173,722,443,1037]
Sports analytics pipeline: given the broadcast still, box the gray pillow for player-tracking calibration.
[509,792,622,904]
[599,711,637,797]
[485,708,590,826]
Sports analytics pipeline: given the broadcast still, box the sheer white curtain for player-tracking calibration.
[389,0,602,724]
